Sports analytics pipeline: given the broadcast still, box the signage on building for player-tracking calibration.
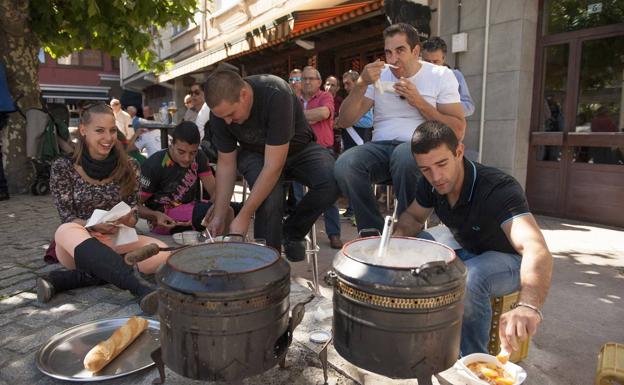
[587,3,603,14]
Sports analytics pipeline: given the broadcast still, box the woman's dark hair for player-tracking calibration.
[383,23,421,50]
[411,121,459,155]
[172,121,200,145]
[74,102,137,197]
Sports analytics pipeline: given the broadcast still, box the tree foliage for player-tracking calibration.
[30,0,198,72]
[545,0,624,34]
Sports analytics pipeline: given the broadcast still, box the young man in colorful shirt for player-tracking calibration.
[138,121,233,234]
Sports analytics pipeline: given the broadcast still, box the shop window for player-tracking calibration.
[57,52,80,66]
[172,23,189,36]
[81,50,102,67]
[573,146,624,165]
[535,146,562,162]
[57,50,102,67]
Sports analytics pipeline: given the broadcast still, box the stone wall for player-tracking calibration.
[432,0,538,187]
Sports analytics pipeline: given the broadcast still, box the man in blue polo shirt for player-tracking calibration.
[395,120,553,356]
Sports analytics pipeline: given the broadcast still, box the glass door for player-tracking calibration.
[527,1,624,226]
[563,34,624,227]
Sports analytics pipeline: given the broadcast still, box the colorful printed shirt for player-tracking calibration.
[139,149,213,211]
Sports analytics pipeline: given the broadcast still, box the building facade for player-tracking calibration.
[39,49,122,126]
[121,0,624,227]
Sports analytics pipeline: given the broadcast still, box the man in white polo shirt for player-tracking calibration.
[336,23,465,233]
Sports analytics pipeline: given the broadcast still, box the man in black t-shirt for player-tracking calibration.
[204,70,339,261]
[138,121,233,234]
[395,121,553,357]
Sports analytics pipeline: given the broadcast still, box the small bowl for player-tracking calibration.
[454,353,527,385]
[173,231,200,245]
[380,81,397,93]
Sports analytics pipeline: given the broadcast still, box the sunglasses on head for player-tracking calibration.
[289,77,301,82]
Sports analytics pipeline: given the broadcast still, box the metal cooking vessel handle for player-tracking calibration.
[411,261,448,276]
[324,271,338,286]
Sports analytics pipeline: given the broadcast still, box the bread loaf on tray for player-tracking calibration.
[83,316,148,372]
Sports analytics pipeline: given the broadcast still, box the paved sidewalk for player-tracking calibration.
[0,194,623,385]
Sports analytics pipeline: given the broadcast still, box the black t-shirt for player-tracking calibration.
[415,158,530,255]
[210,74,315,155]
[140,149,212,211]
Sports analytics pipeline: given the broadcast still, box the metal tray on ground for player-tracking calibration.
[36,317,160,382]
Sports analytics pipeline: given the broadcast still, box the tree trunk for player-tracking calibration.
[0,0,41,193]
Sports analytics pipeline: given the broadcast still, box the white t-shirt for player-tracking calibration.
[134,129,163,158]
[364,61,460,142]
[195,103,210,140]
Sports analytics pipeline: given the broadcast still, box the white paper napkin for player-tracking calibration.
[85,202,138,246]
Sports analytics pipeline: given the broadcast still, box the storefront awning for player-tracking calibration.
[224,0,383,61]
[157,0,383,82]
[291,0,382,34]
[40,84,110,101]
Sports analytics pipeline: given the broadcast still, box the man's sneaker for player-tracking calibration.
[283,238,306,262]
[329,235,343,250]
[341,209,353,219]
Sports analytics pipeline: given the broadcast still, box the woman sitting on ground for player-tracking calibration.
[37,102,169,313]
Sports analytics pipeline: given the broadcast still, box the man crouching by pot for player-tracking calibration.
[394,120,553,355]
[203,70,339,262]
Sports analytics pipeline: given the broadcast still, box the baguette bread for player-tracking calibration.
[84,316,148,372]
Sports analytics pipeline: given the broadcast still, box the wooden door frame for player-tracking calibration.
[529,1,624,218]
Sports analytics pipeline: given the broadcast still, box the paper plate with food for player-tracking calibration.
[455,352,527,385]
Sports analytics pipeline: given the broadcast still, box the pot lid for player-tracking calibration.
[342,237,455,269]
[167,242,280,275]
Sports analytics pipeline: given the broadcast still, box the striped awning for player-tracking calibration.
[227,0,384,60]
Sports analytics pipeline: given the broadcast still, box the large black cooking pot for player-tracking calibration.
[329,236,467,382]
[154,241,292,382]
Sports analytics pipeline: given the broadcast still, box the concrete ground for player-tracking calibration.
[0,192,622,385]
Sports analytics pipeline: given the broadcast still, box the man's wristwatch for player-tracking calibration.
[513,302,544,321]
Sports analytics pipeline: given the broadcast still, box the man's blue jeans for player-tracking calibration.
[418,231,521,355]
[293,182,340,237]
[237,143,339,251]
[334,141,421,232]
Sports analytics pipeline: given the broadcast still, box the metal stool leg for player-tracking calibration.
[241,178,248,204]
[386,184,392,213]
[303,186,320,295]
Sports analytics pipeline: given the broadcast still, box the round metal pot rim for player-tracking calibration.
[341,236,457,270]
[165,242,281,276]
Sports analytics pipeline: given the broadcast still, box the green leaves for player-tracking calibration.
[29,0,199,72]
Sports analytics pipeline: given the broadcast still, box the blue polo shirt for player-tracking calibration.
[415,158,530,255]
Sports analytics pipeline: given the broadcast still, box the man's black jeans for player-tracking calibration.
[237,142,339,250]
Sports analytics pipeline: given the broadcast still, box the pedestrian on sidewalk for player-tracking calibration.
[37,102,167,314]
